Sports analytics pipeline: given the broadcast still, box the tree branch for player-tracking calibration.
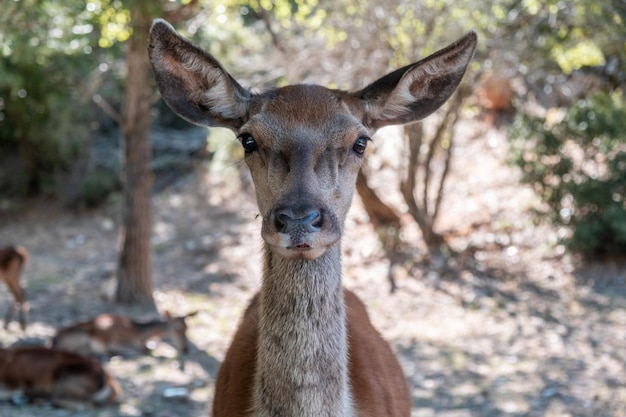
[256,0,285,52]
[164,0,201,23]
[432,87,469,220]
[92,94,122,125]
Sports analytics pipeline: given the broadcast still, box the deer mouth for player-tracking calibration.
[261,229,338,260]
[281,244,327,260]
[279,232,318,256]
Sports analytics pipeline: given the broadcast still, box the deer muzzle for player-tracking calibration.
[263,202,339,259]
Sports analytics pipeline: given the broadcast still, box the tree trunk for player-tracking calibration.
[401,122,445,252]
[116,7,155,306]
[356,169,403,292]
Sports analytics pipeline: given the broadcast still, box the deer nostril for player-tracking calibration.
[305,211,323,230]
[275,213,289,232]
[274,207,323,233]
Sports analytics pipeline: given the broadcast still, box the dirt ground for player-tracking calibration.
[0,120,625,417]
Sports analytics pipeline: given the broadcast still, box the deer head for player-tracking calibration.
[148,20,477,261]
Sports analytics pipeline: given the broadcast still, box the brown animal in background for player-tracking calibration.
[149,19,477,417]
[477,73,514,112]
[0,245,29,331]
[0,346,120,408]
[52,311,196,358]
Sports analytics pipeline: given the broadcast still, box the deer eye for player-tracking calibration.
[352,137,369,155]
[238,133,258,154]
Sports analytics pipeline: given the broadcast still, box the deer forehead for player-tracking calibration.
[244,85,368,153]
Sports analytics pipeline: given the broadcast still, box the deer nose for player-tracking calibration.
[274,206,323,233]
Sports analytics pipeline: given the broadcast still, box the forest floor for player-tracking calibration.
[0,119,625,417]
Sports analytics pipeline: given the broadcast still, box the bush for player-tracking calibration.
[0,52,92,198]
[78,170,119,208]
[508,91,626,257]
[0,1,125,201]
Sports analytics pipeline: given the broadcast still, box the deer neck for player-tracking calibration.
[253,242,354,417]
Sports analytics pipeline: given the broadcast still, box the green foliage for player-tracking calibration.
[0,54,88,195]
[509,92,626,256]
[500,0,625,259]
[503,0,625,83]
[2,2,80,194]
[80,169,119,208]
[0,0,128,199]
[189,2,269,77]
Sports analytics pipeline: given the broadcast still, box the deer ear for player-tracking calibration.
[148,19,251,130]
[354,31,478,130]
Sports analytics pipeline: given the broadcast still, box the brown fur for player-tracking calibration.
[212,290,411,416]
[52,312,194,358]
[0,346,120,407]
[0,245,29,330]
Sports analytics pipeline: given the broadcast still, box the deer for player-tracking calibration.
[0,345,121,408]
[52,311,196,359]
[0,245,29,331]
[148,19,477,417]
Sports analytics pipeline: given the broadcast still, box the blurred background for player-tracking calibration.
[0,1,625,416]
[1,0,625,257]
